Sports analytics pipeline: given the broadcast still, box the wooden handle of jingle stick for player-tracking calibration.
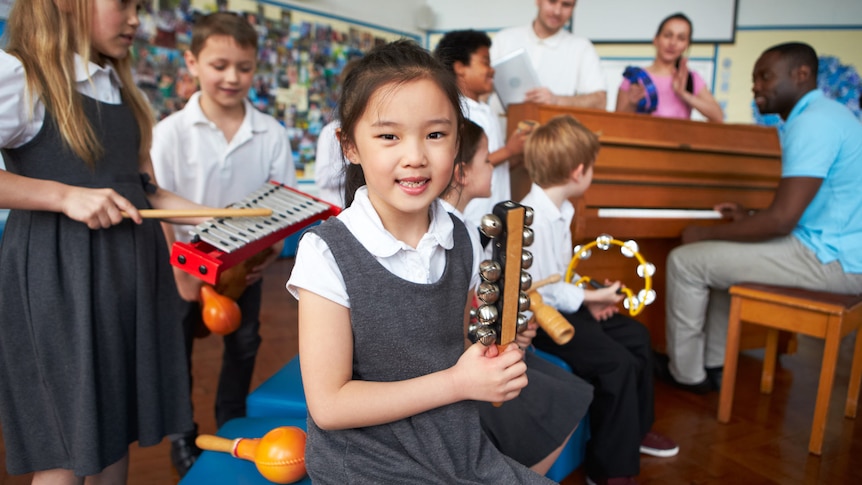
[123,208,274,219]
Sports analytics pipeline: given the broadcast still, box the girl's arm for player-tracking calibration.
[0,169,142,229]
[298,288,528,430]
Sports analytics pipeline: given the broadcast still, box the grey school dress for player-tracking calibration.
[0,96,193,475]
[306,216,555,484]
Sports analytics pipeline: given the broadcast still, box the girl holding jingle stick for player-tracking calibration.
[287,40,553,484]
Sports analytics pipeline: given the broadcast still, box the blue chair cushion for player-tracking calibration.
[181,416,311,485]
[246,355,307,419]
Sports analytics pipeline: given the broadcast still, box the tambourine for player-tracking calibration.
[565,234,656,316]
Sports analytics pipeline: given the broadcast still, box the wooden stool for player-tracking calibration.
[717,283,862,455]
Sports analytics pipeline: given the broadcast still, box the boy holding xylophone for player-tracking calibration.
[150,12,297,478]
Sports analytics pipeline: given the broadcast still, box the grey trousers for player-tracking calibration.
[665,235,862,384]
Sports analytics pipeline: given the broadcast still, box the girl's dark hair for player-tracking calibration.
[442,119,486,200]
[656,12,693,39]
[340,39,465,208]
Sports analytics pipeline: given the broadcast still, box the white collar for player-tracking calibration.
[345,187,455,258]
[74,54,123,87]
[185,91,269,134]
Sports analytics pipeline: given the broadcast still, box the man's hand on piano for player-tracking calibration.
[714,202,748,222]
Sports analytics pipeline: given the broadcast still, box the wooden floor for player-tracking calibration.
[2,257,861,484]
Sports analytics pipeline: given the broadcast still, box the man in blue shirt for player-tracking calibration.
[660,42,862,393]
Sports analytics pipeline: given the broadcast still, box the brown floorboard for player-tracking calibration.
[2,257,860,484]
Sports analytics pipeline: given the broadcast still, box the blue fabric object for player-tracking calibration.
[181,416,312,485]
[246,355,307,419]
[622,66,658,114]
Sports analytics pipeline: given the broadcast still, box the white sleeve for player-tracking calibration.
[286,231,349,308]
[576,40,607,95]
[150,119,178,192]
[270,123,297,188]
[0,51,42,149]
[314,122,345,192]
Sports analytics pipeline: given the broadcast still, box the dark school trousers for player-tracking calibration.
[180,279,263,429]
[532,307,655,479]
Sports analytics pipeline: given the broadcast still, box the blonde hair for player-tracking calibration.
[5,0,154,167]
[524,115,600,187]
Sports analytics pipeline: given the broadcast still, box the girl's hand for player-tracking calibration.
[673,57,690,96]
[625,83,647,108]
[453,341,527,403]
[62,186,140,228]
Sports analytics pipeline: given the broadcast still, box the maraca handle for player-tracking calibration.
[196,434,236,454]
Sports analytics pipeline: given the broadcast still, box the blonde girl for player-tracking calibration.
[0,1,210,482]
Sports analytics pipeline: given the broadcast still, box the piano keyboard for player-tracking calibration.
[597,208,722,219]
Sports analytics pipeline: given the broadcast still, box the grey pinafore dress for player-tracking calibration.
[0,96,193,475]
[305,216,555,484]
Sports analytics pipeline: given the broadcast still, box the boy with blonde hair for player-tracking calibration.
[522,115,678,485]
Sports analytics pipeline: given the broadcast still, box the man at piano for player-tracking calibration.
[661,42,862,394]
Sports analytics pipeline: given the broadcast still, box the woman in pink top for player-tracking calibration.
[615,13,724,122]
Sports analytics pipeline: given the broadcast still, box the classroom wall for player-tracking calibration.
[424,0,862,124]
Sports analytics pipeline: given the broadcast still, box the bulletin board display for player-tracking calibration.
[132,0,415,183]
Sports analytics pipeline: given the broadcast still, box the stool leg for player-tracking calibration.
[761,328,779,394]
[845,328,862,419]
[810,315,842,455]
[718,295,743,423]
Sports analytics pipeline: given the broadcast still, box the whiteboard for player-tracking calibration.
[573,0,738,43]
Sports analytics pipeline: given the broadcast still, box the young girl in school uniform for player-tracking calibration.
[0,1,212,482]
[287,40,554,484]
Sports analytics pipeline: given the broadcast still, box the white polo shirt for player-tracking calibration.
[490,24,606,98]
[151,91,297,243]
[460,96,509,230]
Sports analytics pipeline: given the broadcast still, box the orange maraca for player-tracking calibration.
[200,284,242,335]
[196,426,307,483]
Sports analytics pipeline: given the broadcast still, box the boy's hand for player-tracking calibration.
[452,341,527,403]
[585,300,619,322]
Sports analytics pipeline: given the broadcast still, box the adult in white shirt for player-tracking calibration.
[491,0,607,110]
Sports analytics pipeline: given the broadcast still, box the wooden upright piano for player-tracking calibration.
[506,103,788,352]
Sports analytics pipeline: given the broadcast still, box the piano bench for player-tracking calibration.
[181,416,311,485]
[246,355,307,419]
[531,348,590,482]
[717,283,862,455]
